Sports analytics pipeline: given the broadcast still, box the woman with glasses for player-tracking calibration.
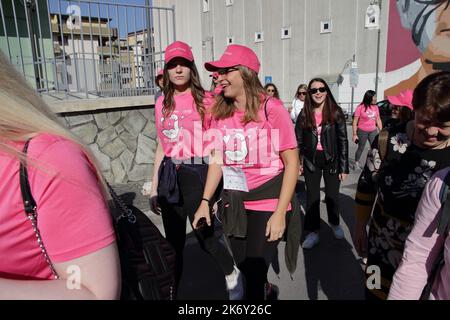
[295,79,349,249]
[354,71,450,300]
[351,90,383,170]
[290,84,308,123]
[193,44,300,299]
[149,41,241,299]
[264,83,280,99]
[384,90,415,129]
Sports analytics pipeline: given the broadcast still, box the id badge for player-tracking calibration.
[222,166,249,192]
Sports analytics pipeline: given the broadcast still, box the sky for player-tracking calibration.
[48,0,166,38]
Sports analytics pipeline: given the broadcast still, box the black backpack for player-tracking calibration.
[20,139,176,300]
[420,171,450,300]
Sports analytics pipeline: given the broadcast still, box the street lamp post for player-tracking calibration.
[374,0,382,94]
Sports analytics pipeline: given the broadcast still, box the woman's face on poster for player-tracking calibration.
[397,0,450,64]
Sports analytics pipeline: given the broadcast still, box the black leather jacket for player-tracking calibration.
[295,109,349,174]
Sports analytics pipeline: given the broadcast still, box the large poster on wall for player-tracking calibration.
[385,0,450,97]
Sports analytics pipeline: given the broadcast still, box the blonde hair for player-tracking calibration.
[0,51,107,196]
[212,66,266,124]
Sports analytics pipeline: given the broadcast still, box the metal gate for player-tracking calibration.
[0,0,175,99]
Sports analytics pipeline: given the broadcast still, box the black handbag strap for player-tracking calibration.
[20,140,37,214]
[19,138,59,279]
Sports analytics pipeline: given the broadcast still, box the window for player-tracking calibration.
[255,32,264,43]
[225,0,233,6]
[281,27,291,39]
[203,0,210,12]
[226,36,234,45]
[320,20,332,34]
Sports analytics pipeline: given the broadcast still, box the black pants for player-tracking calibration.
[160,165,235,289]
[303,151,341,232]
[228,211,280,300]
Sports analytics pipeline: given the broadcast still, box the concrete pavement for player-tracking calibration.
[112,124,369,300]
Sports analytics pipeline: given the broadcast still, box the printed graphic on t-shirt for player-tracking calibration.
[366,109,376,121]
[223,131,248,163]
[161,114,180,140]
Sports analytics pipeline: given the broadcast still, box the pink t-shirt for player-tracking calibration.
[388,168,450,300]
[155,92,215,161]
[354,104,379,132]
[209,98,297,212]
[314,111,324,151]
[0,134,115,280]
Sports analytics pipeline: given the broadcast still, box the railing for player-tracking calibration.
[0,0,175,100]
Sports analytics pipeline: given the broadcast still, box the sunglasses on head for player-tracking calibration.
[309,87,327,94]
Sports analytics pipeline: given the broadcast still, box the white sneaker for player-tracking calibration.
[225,266,244,300]
[331,225,345,239]
[302,232,319,249]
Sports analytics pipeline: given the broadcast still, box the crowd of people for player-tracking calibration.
[0,37,449,300]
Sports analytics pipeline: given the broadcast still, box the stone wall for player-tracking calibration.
[59,107,157,184]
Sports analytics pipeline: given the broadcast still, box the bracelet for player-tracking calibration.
[201,198,210,206]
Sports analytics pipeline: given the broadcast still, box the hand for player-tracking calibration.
[352,134,358,143]
[339,173,348,181]
[150,193,161,215]
[288,106,293,113]
[265,211,286,242]
[299,164,304,176]
[353,221,368,258]
[193,202,211,229]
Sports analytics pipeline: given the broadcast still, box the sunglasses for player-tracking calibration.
[309,87,327,94]
[267,89,275,92]
[298,92,307,96]
[217,67,239,75]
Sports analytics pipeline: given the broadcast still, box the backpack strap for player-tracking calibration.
[437,171,450,236]
[377,128,389,161]
[263,97,270,121]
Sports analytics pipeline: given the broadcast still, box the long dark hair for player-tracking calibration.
[362,90,376,111]
[300,78,343,130]
[413,71,450,124]
[162,60,206,125]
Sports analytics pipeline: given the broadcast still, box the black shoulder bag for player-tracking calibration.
[20,139,176,300]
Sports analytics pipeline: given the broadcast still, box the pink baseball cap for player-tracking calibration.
[164,41,194,64]
[205,45,260,74]
[387,89,414,110]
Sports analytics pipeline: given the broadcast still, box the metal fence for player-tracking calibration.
[0,0,175,99]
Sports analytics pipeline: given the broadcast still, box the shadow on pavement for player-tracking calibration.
[177,230,229,300]
[302,193,365,300]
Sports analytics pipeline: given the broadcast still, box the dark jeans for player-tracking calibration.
[303,151,341,232]
[355,128,378,163]
[160,165,235,289]
[228,210,280,300]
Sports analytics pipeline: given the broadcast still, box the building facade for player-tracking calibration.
[153,0,389,113]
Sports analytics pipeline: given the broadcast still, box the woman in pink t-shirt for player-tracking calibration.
[295,78,349,249]
[0,52,120,299]
[193,45,299,299]
[149,41,239,299]
[351,90,383,170]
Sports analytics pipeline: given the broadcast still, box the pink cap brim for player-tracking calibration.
[205,61,238,72]
[388,96,414,110]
